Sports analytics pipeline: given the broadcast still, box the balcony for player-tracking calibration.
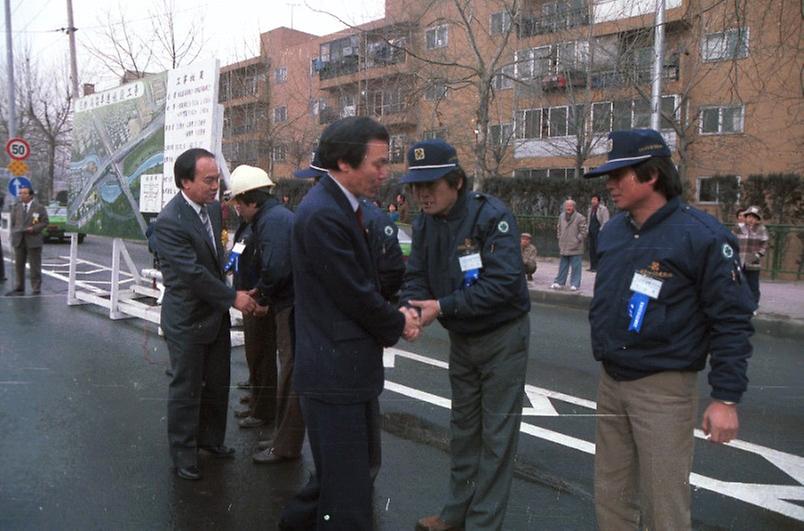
[518,7,589,38]
[319,55,360,81]
[319,107,340,125]
[590,62,680,89]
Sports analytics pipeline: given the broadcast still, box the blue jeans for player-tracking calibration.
[554,255,582,288]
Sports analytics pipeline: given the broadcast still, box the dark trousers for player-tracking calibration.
[272,306,305,457]
[743,268,761,304]
[166,319,231,468]
[0,236,6,279]
[588,230,600,270]
[14,245,42,292]
[280,397,379,531]
[440,313,529,530]
[243,311,277,422]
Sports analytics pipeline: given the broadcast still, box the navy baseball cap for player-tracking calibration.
[584,129,672,178]
[293,151,328,179]
[400,139,460,184]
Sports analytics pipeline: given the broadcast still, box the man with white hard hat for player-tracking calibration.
[229,164,305,465]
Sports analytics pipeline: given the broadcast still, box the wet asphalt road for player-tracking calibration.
[1,236,802,529]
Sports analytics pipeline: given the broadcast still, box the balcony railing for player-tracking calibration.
[590,62,680,88]
[518,8,590,38]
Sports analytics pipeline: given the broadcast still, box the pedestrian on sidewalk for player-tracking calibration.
[551,198,587,291]
[586,194,610,272]
[584,129,755,530]
[521,232,538,281]
[735,205,769,304]
[8,186,48,296]
[399,139,531,531]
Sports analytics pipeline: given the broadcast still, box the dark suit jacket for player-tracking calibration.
[10,200,48,248]
[152,193,235,344]
[292,176,405,404]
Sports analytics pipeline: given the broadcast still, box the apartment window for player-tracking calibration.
[697,175,739,204]
[700,105,744,134]
[703,28,749,62]
[423,128,447,140]
[491,11,512,35]
[515,46,551,79]
[517,109,542,139]
[426,24,449,49]
[272,144,287,162]
[493,64,515,90]
[274,106,287,123]
[549,168,579,180]
[632,99,651,128]
[514,168,549,179]
[548,107,568,137]
[275,67,287,84]
[489,123,514,146]
[592,102,612,133]
[424,80,448,101]
[390,134,406,163]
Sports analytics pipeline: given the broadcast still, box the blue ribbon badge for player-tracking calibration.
[627,272,664,333]
[457,239,483,288]
[224,241,246,273]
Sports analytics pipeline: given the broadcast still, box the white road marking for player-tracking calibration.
[384,347,804,522]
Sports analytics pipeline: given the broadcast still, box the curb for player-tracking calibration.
[528,289,804,340]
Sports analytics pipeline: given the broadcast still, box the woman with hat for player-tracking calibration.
[737,206,769,304]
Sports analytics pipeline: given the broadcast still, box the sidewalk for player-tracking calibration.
[528,257,804,339]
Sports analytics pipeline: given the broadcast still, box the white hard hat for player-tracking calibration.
[229,165,274,197]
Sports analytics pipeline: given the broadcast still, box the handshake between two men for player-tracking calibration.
[398,299,441,342]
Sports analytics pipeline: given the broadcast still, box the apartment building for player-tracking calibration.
[219,0,801,210]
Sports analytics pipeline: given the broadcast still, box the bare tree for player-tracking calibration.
[83,1,205,80]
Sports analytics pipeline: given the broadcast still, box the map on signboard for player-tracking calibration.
[67,74,168,239]
[66,59,222,239]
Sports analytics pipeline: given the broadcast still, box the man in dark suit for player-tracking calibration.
[152,148,257,481]
[280,117,420,530]
[8,186,48,295]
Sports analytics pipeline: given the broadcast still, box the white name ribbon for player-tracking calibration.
[231,242,246,254]
[459,253,483,272]
[629,272,663,300]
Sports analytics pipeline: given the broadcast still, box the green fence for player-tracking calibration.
[516,215,803,281]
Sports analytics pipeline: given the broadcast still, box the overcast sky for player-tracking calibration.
[2,0,384,90]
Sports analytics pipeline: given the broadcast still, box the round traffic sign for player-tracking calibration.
[8,176,33,198]
[5,137,31,161]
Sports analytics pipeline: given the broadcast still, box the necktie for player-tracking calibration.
[199,205,217,251]
[355,205,365,231]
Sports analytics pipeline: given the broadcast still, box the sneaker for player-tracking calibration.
[569,285,579,291]
[550,283,562,289]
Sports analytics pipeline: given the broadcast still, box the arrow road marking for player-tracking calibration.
[384,347,804,523]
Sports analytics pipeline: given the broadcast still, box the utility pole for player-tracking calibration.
[4,0,17,138]
[650,0,666,131]
[66,0,80,98]
[287,3,300,30]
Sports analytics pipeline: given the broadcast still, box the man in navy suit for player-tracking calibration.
[280,117,420,530]
[152,148,257,481]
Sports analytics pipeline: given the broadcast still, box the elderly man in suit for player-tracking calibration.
[279,117,420,531]
[8,186,48,295]
[152,148,257,481]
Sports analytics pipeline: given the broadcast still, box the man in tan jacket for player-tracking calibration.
[551,199,587,291]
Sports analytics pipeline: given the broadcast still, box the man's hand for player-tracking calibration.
[234,290,257,315]
[702,401,739,443]
[399,307,421,342]
[407,299,440,327]
[253,303,269,317]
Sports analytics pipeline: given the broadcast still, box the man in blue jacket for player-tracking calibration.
[280,117,420,530]
[585,129,755,530]
[400,139,531,531]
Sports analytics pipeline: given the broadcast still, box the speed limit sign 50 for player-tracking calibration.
[5,137,31,161]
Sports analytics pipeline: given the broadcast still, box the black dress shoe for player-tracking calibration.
[199,445,235,458]
[175,465,202,480]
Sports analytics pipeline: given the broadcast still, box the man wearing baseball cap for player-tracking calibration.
[399,139,531,531]
[584,129,755,529]
[228,165,305,465]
